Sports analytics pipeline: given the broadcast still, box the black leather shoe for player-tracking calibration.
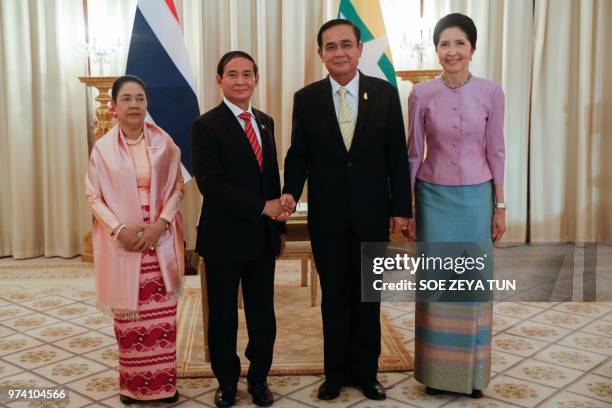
[425,386,444,395]
[247,382,274,407]
[214,387,237,407]
[361,381,386,400]
[470,389,483,399]
[159,391,179,403]
[119,394,135,405]
[317,381,340,400]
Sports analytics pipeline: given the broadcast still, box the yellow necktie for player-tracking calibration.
[337,87,354,150]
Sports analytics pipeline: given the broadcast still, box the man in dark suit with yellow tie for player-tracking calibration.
[282,20,412,401]
[191,51,291,408]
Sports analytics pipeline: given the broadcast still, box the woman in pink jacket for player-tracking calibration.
[86,75,184,404]
[407,14,506,398]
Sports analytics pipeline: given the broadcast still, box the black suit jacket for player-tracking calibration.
[192,102,286,261]
[283,73,411,240]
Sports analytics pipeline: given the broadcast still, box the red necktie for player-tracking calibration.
[239,112,263,171]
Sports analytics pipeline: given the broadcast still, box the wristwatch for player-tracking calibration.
[495,202,506,209]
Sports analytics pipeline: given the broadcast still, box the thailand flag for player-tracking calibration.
[126,0,199,180]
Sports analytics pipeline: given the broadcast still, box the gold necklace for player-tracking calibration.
[440,73,472,89]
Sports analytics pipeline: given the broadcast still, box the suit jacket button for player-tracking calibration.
[347,162,352,167]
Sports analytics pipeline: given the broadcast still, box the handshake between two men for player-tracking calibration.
[262,192,412,237]
[262,193,297,222]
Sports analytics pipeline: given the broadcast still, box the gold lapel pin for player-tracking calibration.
[260,124,266,130]
[363,91,368,101]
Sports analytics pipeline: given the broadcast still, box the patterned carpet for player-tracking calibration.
[176,287,412,377]
[0,251,610,407]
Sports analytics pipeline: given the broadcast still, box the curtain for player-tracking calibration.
[530,0,612,243]
[0,0,90,258]
[0,0,9,256]
[1,0,609,259]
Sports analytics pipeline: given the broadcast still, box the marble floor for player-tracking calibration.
[0,247,610,408]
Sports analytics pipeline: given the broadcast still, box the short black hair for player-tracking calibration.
[217,51,258,77]
[433,13,477,49]
[317,19,361,49]
[111,75,147,101]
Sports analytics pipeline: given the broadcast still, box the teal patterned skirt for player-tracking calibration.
[414,180,494,393]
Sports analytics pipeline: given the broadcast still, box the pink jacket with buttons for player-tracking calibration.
[407,75,505,192]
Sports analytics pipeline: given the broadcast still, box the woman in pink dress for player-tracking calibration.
[86,75,184,404]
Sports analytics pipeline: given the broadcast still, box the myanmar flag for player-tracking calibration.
[338,0,397,86]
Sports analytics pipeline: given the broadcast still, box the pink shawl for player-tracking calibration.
[86,122,184,315]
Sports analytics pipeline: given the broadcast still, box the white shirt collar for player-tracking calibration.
[223,97,254,118]
[330,71,360,98]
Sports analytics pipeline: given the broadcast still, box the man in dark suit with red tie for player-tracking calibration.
[282,20,412,401]
[191,51,291,408]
